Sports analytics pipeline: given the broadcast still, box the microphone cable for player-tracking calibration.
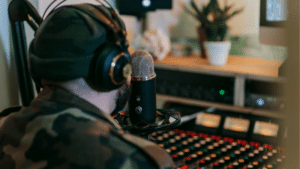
[114,109,181,136]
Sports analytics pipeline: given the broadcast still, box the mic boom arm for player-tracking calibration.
[8,0,43,106]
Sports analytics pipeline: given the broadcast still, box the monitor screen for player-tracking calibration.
[118,0,172,17]
[260,0,287,27]
[259,0,287,46]
[266,0,287,21]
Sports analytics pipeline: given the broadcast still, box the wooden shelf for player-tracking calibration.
[155,55,284,81]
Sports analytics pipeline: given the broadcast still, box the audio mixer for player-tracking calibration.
[148,106,286,169]
[149,130,286,169]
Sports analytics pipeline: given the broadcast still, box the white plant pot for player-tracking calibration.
[203,41,232,66]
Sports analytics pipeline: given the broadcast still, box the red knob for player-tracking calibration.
[203,134,209,139]
[173,129,180,133]
[190,132,197,137]
[180,165,189,169]
[213,162,219,166]
[242,140,248,147]
[268,145,273,151]
[185,157,192,161]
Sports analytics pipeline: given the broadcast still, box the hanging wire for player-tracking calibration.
[42,0,58,19]
[42,0,117,19]
[46,0,67,18]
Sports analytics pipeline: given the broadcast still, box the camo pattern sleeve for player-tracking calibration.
[0,88,172,169]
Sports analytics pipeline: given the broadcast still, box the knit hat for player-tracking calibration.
[29,4,111,81]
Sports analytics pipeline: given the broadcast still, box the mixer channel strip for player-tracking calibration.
[149,129,286,169]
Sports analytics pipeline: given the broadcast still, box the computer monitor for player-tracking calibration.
[259,0,287,46]
[117,0,172,18]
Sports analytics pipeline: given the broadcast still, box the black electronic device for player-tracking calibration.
[128,51,157,125]
[148,105,287,169]
[117,0,172,17]
[155,69,235,105]
[245,79,285,111]
[160,103,286,145]
[150,129,287,169]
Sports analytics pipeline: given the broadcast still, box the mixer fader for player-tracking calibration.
[149,130,286,169]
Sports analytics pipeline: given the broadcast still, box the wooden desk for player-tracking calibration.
[154,55,285,119]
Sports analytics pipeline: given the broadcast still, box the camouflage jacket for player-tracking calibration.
[0,87,173,169]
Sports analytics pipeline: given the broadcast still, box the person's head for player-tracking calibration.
[28,2,132,113]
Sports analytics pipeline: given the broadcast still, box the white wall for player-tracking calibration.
[170,0,260,38]
[0,0,39,111]
[0,0,19,111]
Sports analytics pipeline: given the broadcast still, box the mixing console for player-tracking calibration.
[149,130,286,169]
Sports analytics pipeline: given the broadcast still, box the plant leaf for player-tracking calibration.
[184,6,202,22]
[187,1,211,25]
[226,8,244,20]
[224,4,234,14]
[204,0,218,16]
[190,0,203,17]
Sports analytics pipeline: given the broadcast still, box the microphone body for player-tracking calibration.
[129,51,157,125]
[129,78,157,125]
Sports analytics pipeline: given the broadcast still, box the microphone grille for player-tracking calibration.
[130,50,155,78]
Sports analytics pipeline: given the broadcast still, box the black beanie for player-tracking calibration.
[29,4,109,81]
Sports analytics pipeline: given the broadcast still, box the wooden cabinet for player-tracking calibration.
[154,55,285,119]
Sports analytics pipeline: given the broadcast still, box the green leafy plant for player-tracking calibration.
[184,0,244,41]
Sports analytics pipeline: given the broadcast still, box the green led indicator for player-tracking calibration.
[219,90,225,96]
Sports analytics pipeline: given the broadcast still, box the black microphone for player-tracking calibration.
[129,50,157,125]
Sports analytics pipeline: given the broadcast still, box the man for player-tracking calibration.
[0,2,173,169]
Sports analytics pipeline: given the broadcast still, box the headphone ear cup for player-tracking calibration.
[90,44,130,92]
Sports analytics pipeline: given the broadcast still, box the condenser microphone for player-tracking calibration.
[129,50,157,125]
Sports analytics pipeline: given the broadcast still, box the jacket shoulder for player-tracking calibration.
[1,107,159,169]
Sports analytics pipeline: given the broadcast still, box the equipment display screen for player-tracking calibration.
[253,121,279,137]
[223,117,250,133]
[195,113,221,128]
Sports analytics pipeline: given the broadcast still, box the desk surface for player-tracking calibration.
[155,55,283,78]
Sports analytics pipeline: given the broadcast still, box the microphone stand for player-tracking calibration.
[8,0,42,106]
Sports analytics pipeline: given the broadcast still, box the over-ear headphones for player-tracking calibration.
[29,0,132,92]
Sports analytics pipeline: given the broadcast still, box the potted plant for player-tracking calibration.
[184,0,244,66]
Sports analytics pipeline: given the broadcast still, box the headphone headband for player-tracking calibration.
[43,1,127,47]
[30,1,131,92]
[42,0,127,41]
